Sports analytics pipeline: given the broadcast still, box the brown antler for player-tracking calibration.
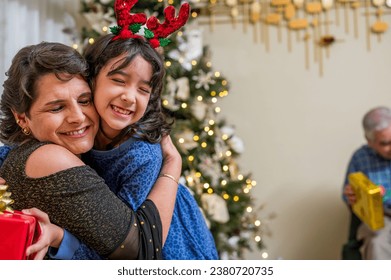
[146,3,190,48]
[113,0,147,40]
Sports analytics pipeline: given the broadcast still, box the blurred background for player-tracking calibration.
[1,0,391,260]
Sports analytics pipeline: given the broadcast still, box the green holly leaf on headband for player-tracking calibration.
[109,26,121,35]
[129,24,142,33]
[143,29,154,39]
[159,38,171,47]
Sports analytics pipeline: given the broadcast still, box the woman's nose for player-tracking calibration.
[67,106,86,124]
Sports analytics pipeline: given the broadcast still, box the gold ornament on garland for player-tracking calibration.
[193,0,391,76]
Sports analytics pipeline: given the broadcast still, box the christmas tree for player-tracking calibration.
[73,0,272,259]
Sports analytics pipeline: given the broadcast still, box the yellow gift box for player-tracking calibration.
[348,172,384,231]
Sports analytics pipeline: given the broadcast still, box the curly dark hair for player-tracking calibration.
[84,34,172,146]
[0,42,89,145]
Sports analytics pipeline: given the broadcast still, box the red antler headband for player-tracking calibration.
[110,0,191,48]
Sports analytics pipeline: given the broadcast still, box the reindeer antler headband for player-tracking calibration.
[110,0,190,48]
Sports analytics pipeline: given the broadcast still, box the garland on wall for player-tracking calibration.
[70,0,274,259]
[192,0,391,76]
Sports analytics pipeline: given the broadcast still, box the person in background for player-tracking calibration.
[342,106,391,259]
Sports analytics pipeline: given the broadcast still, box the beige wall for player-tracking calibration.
[202,18,391,259]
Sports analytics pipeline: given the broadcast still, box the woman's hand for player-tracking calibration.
[22,208,64,260]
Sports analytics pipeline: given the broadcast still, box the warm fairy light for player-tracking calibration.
[208,130,214,136]
[72,44,78,50]
[238,174,244,180]
[186,176,194,184]
[214,71,221,77]
[254,220,261,226]
[162,99,169,106]
[246,179,252,184]
[177,31,183,36]
[255,236,261,242]
[209,120,215,125]
[195,172,202,178]
[246,206,253,213]
[157,0,163,2]
[203,183,210,189]
[212,97,218,103]
[204,126,210,132]
[222,165,229,172]
[243,188,250,194]
[191,11,198,18]
[165,61,172,67]
[210,91,217,96]
[223,193,230,200]
[262,252,269,259]
[233,195,239,202]
[225,150,232,157]
[222,80,227,86]
[181,103,187,109]
[219,91,229,97]
[178,57,184,64]
[207,188,214,194]
[102,26,108,32]
[222,134,228,140]
[178,138,185,144]
[221,180,227,186]
[201,142,207,148]
[206,61,212,67]
[197,96,203,101]
[191,60,197,66]
[252,180,257,186]
[188,155,194,162]
[168,0,174,4]
[193,135,200,141]
[88,38,95,44]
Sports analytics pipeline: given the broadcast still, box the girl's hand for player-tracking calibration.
[22,208,64,260]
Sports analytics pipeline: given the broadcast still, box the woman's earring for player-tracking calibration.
[22,127,31,135]
[16,119,20,125]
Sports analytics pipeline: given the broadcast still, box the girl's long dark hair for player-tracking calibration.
[84,35,172,147]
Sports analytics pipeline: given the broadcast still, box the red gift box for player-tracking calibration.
[0,210,41,260]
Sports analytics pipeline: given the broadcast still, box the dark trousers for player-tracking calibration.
[341,211,363,260]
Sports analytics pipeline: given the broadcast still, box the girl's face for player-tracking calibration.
[94,54,152,140]
[16,73,99,156]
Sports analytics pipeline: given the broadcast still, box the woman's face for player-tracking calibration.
[19,73,99,155]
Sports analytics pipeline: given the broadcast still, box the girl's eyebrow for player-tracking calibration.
[109,70,151,85]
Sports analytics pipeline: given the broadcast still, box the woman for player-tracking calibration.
[0,41,181,259]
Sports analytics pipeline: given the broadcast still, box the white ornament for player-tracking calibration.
[228,136,245,154]
[220,125,236,138]
[168,26,203,71]
[193,70,216,90]
[176,77,190,100]
[191,102,208,121]
[175,129,198,151]
[201,193,230,223]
